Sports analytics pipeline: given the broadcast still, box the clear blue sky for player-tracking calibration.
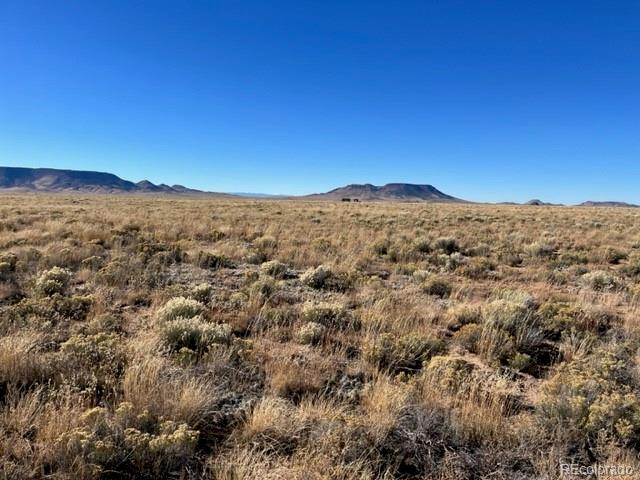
[1,1,638,202]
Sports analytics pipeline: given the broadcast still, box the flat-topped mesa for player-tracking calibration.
[304,182,465,202]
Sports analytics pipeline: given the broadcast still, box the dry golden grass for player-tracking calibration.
[1,193,640,478]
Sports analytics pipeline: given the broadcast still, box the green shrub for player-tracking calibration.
[621,254,640,278]
[600,246,627,265]
[460,257,496,279]
[452,324,482,352]
[585,392,640,443]
[255,235,278,250]
[61,332,125,389]
[297,321,326,345]
[581,270,622,291]
[0,253,17,278]
[371,239,390,255]
[160,316,231,353]
[300,302,357,329]
[538,301,617,336]
[425,356,474,392]
[81,255,104,271]
[493,289,536,308]
[483,299,533,333]
[194,251,231,269]
[526,242,555,258]
[540,345,640,445]
[5,295,92,326]
[481,296,544,361]
[55,405,199,476]
[86,314,124,334]
[432,237,459,254]
[508,352,532,371]
[414,239,431,254]
[451,305,482,326]
[157,297,205,323]
[499,251,523,267]
[35,266,72,296]
[300,265,332,289]
[260,260,288,279]
[190,283,212,303]
[300,265,353,292]
[442,252,465,271]
[421,277,452,298]
[248,276,278,300]
[61,332,121,365]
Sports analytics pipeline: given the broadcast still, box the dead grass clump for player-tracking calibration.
[194,250,232,269]
[363,333,445,373]
[0,333,52,389]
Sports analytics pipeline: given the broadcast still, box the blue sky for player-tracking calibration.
[1,1,638,202]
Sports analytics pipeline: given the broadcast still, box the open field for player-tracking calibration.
[1,194,640,479]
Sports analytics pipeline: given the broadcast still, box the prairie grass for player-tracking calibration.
[1,193,640,478]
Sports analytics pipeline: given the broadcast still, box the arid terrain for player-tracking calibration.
[1,194,640,479]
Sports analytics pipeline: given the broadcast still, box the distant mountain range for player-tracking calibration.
[0,167,220,195]
[304,183,463,202]
[577,201,638,208]
[0,167,637,206]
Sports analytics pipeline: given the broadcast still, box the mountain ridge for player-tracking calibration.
[0,166,217,195]
[1,167,638,206]
[304,182,464,202]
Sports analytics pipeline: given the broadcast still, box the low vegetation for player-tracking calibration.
[1,194,639,478]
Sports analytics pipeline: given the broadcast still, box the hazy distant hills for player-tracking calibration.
[577,201,639,208]
[0,167,215,195]
[1,167,638,206]
[0,168,465,202]
[304,183,464,202]
[525,199,565,206]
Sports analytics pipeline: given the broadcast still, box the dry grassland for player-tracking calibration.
[1,194,640,479]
